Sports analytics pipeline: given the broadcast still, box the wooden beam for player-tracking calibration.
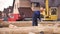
[0,26,60,34]
[1,21,60,27]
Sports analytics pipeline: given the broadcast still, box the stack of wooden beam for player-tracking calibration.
[0,21,60,34]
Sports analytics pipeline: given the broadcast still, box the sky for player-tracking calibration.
[0,0,13,11]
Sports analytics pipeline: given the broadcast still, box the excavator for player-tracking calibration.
[43,0,58,21]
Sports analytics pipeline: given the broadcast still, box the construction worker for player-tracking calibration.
[2,13,8,21]
[0,11,4,27]
[32,2,41,26]
[0,11,3,20]
[32,7,41,26]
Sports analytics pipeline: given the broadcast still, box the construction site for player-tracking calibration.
[0,0,60,34]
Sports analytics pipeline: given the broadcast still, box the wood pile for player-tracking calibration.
[0,21,60,34]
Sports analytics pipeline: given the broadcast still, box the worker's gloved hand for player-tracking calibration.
[38,17,41,21]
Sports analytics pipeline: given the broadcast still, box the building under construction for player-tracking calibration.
[0,0,60,34]
[3,0,60,21]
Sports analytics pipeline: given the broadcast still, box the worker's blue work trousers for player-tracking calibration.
[32,15,40,26]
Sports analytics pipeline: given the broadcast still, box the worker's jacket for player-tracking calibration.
[32,10,40,20]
